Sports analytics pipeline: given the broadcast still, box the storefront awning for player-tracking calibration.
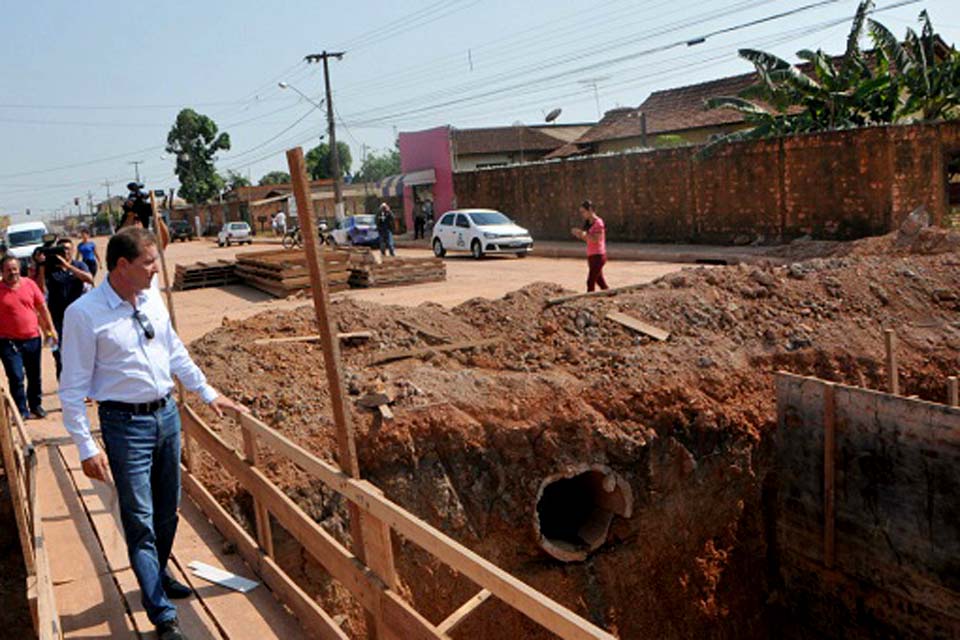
[376,169,436,197]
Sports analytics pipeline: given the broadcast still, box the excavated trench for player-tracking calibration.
[188,246,960,639]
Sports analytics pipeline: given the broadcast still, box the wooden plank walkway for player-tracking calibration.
[31,413,308,639]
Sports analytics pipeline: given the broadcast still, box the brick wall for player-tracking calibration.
[453,121,960,243]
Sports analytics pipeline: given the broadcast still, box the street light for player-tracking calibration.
[278,82,325,111]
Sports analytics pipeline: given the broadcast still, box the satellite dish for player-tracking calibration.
[545,108,562,123]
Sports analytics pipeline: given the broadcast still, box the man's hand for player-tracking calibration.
[81,453,110,483]
[208,395,249,418]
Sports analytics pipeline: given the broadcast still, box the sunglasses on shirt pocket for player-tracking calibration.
[133,310,155,340]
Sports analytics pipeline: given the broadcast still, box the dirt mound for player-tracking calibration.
[188,252,960,639]
[764,221,960,262]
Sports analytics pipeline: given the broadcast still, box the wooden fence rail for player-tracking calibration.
[180,403,615,640]
[0,387,61,640]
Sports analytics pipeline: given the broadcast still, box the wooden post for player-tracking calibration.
[150,191,195,472]
[286,147,397,639]
[884,329,899,395]
[241,426,274,557]
[822,383,836,569]
[948,376,959,408]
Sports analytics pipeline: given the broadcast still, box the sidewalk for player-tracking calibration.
[394,235,782,265]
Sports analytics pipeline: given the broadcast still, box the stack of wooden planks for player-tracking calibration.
[173,260,239,291]
[234,249,352,298]
[349,255,446,289]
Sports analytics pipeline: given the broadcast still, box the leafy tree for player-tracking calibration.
[258,171,291,186]
[166,108,231,204]
[225,170,251,191]
[305,142,352,180]
[357,148,401,182]
[705,1,958,149]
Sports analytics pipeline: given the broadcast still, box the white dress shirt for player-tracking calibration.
[59,276,218,461]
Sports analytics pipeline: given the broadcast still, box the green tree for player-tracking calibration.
[225,170,251,191]
[305,142,352,180]
[357,148,401,183]
[258,171,291,186]
[704,1,958,149]
[166,108,231,204]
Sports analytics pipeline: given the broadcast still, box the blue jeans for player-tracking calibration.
[99,399,181,625]
[379,229,395,256]
[0,337,42,416]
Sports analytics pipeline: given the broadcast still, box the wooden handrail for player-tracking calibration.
[188,404,615,640]
[0,386,61,639]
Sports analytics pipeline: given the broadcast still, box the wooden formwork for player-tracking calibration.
[774,372,960,638]
[179,403,616,640]
[0,387,62,639]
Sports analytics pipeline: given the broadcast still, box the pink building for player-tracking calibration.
[397,126,455,231]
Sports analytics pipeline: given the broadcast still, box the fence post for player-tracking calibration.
[948,376,958,408]
[884,329,899,395]
[240,421,274,557]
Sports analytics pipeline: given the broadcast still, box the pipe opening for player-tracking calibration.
[534,465,632,563]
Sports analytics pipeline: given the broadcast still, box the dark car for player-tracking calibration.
[169,220,196,242]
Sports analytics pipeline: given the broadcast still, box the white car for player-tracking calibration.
[218,221,252,247]
[431,209,533,259]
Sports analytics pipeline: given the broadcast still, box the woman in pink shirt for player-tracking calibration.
[571,199,608,292]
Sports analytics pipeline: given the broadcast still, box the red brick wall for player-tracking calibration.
[453,121,960,243]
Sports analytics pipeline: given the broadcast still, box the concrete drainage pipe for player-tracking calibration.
[533,464,633,563]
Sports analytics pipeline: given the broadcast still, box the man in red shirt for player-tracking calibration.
[0,254,56,419]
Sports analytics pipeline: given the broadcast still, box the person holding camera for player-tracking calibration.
[45,238,93,380]
[0,254,57,419]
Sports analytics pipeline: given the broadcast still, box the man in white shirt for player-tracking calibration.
[273,210,286,236]
[59,227,245,640]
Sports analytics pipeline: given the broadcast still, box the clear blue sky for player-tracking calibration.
[1,0,958,220]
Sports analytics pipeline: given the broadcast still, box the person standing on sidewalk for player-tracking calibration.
[76,228,101,278]
[46,238,93,380]
[413,202,426,240]
[376,202,396,257]
[571,199,609,292]
[0,254,57,419]
[59,227,247,640]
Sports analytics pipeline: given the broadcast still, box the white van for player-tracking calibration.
[3,221,48,271]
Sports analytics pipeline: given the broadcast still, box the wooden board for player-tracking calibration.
[35,446,137,638]
[254,331,373,346]
[59,445,222,638]
[171,495,309,639]
[605,311,670,341]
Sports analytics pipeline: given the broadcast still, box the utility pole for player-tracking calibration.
[102,179,115,233]
[305,51,345,221]
[129,160,144,183]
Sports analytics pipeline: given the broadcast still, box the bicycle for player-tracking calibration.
[281,227,302,250]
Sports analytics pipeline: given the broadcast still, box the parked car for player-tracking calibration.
[3,221,49,273]
[169,220,196,242]
[431,209,533,259]
[217,221,252,247]
[327,215,380,247]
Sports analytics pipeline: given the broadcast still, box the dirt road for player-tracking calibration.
[119,237,682,342]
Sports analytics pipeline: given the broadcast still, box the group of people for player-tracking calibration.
[1,229,101,419]
[2,200,236,639]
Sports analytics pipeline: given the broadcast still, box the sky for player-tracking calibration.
[2,0,958,222]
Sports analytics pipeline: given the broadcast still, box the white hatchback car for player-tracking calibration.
[217,221,253,247]
[431,209,533,259]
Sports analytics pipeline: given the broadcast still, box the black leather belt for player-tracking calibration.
[99,394,171,415]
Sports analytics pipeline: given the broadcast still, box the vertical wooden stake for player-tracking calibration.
[241,425,274,557]
[150,191,195,471]
[884,329,899,396]
[287,147,396,639]
[822,383,836,570]
[948,376,959,408]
